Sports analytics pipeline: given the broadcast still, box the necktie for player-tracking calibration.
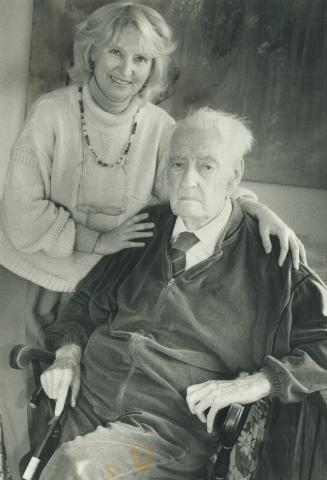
[171,231,199,276]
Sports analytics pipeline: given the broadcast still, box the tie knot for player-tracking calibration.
[171,231,199,253]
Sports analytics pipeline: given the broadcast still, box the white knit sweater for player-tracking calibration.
[0,85,175,291]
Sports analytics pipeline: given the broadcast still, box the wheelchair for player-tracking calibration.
[10,344,254,480]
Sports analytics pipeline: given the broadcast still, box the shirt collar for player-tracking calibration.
[172,197,232,255]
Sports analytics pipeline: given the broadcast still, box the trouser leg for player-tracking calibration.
[39,418,204,480]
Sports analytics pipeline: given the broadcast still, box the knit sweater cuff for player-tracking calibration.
[259,366,282,398]
[75,225,100,253]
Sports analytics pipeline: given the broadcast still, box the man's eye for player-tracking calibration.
[173,162,183,168]
[203,164,213,170]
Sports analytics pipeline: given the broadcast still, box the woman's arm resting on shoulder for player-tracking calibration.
[235,192,307,269]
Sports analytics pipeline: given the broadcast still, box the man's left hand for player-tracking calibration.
[186,372,271,434]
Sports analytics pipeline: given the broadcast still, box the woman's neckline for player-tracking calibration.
[88,74,133,114]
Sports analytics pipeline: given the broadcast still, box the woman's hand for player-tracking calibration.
[40,344,81,416]
[94,213,154,255]
[186,372,271,434]
[240,198,307,269]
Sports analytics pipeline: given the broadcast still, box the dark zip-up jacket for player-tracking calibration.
[45,202,327,453]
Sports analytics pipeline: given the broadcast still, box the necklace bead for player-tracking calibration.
[78,86,139,168]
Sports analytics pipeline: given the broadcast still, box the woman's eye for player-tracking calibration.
[135,55,149,64]
[109,49,121,56]
[203,164,213,170]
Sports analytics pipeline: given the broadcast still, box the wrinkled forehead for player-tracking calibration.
[170,125,224,159]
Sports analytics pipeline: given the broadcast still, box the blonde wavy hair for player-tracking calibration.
[69,2,176,103]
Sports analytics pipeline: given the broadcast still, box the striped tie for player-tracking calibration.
[171,232,199,276]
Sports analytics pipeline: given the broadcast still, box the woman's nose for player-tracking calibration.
[119,57,133,77]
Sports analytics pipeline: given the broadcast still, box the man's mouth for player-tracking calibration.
[179,197,201,203]
[110,75,132,86]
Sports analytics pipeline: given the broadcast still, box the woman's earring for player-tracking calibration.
[89,60,95,72]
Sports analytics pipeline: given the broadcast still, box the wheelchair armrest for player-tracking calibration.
[9,344,55,369]
[211,403,252,480]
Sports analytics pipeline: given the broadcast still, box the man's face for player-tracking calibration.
[168,125,239,229]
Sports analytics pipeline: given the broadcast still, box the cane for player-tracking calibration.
[22,411,64,480]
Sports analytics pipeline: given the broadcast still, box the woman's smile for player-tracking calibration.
[93,29,152,105]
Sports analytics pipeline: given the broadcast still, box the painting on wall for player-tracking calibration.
[27,0,326,189]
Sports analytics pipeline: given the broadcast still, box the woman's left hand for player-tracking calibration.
[240,199,307,269]
[186,372,271,434]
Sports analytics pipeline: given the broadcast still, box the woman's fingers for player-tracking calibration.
[259,225,272,254]
[127,231,153,240]
[125,241,146,248]
[298,239,307,266]
[278,235,289,267]
[288,236,300,270]
[125,213,150,226]
[129,222,155,231]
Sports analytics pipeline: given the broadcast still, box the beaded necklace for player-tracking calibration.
[78,85,139,168]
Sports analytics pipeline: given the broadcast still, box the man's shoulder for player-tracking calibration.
[240,210,321,289]
[139,202,172,223]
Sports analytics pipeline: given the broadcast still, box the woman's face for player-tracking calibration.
[92,29,153,104]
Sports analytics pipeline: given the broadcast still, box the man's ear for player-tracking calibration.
[228,158,243,192]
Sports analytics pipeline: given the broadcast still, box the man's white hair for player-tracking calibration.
[174,107,254,163]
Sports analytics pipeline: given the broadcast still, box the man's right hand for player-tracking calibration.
[40,344,82,416]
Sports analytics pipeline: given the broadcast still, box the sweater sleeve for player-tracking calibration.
[1,97,92,258]
[261,272,327,402]
[233,186,258,202]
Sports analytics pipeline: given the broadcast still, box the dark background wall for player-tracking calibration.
[28,0,327,189]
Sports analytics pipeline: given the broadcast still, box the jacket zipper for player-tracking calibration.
[115,278,174,417]
[150,277,174,325]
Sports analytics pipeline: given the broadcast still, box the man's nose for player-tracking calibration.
[119,57,133,77]
[180,166,198,187]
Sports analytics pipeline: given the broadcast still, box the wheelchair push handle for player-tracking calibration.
[9,344,55,369]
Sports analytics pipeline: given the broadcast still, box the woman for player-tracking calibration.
[0,3,305,479]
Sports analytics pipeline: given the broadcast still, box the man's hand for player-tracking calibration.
[40,344,82,416]
[186,372,271,434]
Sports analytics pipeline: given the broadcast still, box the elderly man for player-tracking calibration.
[40,108,327,480]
